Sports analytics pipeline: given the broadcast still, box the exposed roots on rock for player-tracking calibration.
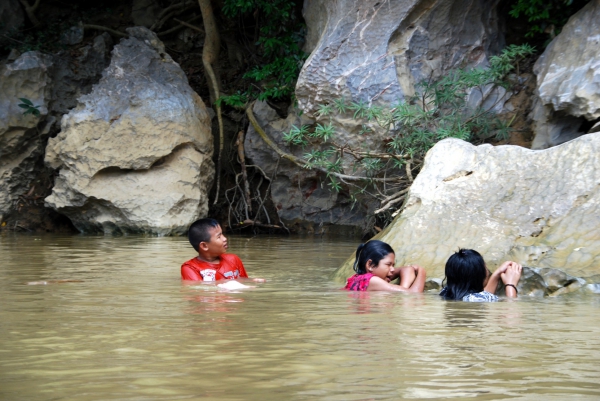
[18,0,41,27]
[235,130,252,214]
[198,0,224,205]
[82,24,127,37]
[151,0,196,31]
[246,102,400,184]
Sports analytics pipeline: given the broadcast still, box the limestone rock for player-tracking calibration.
[0,52,54,221]
[45,27,214,235]
[301,0,327,54]
[531,0,600,149]
[50,33,113,116]
[297,0,504,117]
[60,24,84,46]
[334,134,600,295]
[244,101,372,233]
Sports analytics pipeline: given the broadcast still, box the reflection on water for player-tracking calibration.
[1,234,600,400]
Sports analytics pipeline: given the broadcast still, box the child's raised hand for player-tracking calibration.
[495,261,512,276]
[500,262,522,286]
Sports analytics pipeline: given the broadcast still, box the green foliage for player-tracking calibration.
[17,98,41,117]
[282,124,310,146]
[311,123,335,142]
[221,0,307,103]
[279,44,535,200]
[509,0,588,39]
[215,91,250,108]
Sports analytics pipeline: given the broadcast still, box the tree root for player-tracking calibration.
[235,130,252,214]
[405,160,414,182]
[151,0,196,31]
[245,102,400,183]
[374,188,410,214]
[82,24,127,37]
[198,0,223,205]
[18,0,41,27]
[157,15,202,36]
[171,17,204,34]
[235,220,282,230]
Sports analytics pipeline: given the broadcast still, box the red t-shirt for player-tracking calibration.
[181,254,248,281]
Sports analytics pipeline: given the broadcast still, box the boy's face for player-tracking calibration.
[200,224,228,258]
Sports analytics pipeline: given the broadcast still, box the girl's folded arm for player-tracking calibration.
[407,266,426,293]
[368,276,410,292]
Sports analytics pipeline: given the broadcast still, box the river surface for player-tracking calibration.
[1,234,600,400]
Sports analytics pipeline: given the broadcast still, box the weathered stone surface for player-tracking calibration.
[297,0,504,116]
[60,24,85,45]
[49,33,113,116]
[45,27,214,235]
[301,0,327,54]
[0,52,54,221]
[244,101,373,233]
[334,134,600,295]
[531,0,600,149]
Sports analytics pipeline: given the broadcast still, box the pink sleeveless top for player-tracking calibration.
[345,273,374,291]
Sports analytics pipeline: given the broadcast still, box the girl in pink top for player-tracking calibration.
[345,240,426,292]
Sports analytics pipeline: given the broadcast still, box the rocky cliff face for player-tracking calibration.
[334,134,600,295]
[45,27,214,235]
[531,0,600,149]
[0,52,54,223]
[298,0,504,117]
[242,0,508,230]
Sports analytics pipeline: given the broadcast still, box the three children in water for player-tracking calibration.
[182,218,522,302]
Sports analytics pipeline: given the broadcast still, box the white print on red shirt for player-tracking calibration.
[201,269,217,281]
[223,270,239,279]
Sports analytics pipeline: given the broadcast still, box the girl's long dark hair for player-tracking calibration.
[441,249,487,300]
[353,240,395,274]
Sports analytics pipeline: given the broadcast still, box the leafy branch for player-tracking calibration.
[18,98,41,117]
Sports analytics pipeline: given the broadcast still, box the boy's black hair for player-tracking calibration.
[188,218,220,252]
[353,240,395,274]
[441,248,487,300]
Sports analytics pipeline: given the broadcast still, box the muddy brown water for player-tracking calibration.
[1,234,600,400]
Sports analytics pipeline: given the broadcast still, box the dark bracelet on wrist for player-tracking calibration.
[505,284,518,294]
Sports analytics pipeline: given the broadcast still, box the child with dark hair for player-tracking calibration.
[181,218,264,282]
[345,240,427,292]
[439,249,522,302]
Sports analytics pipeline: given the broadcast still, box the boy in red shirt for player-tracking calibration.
[181,218,264,282]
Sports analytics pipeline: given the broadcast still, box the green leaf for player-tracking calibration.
[19,98,33,106]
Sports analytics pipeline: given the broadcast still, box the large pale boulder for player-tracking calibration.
[334,134,600,294]
[297,0,504,116]
[531,0,600,149]
[0,52,54,222]
[45,27,214,235]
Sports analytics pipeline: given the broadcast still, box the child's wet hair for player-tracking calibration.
[353,240,395,274]
[441,248,487,300]
[188,218,220,252]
